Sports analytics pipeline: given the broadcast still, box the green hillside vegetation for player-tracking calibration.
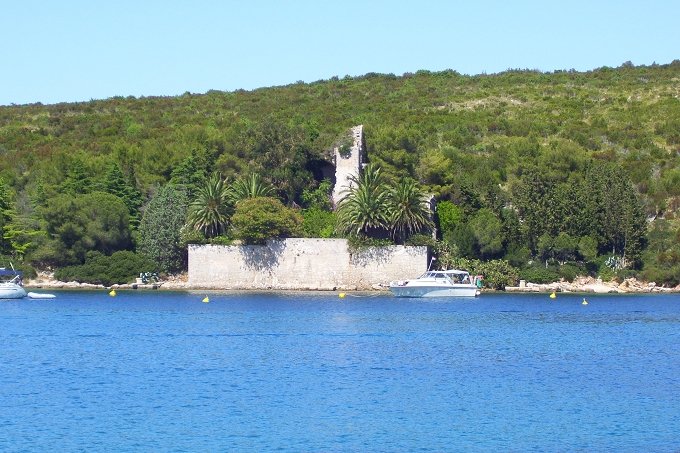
[1,61,679,286]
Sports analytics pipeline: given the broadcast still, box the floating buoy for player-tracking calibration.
[108,289,116,297]
[202,296,209,303]
[338,293,346,299]
[549,291,556,299]
[582,298,588,305]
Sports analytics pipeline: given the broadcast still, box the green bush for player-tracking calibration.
[55,250,157,286]
[209,236,234,245]
[641,265,680,287]
[448,257,519,290]
[301,207,336,238]
[556,263,585,282]
[519,265,560,284]
[347,235,394,251]
[231,197,303,245]
[405,233,436,247]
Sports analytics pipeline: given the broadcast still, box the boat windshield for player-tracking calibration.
[419,270,471,284]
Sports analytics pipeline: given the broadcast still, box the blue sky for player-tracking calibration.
[2,0,678,105]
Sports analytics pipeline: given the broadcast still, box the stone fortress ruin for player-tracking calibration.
[187,125,428,290]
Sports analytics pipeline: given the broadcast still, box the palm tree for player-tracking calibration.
[387,178,434,244]
[229,173,275,203]
[336,164,391,237]
[186,173,231,238]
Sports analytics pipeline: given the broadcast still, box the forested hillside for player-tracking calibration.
[1,62,679,286]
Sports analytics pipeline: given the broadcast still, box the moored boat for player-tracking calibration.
[0,269,28,299]
[389,269,481,298]
[27,292,56,299]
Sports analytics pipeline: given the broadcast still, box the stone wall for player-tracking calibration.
[332,125,364,206]
[188,238,427,290]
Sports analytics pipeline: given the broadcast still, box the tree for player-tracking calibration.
[468,208,504,259]
[0,178,14,254]
[244,119,316,203]
[231,197,303,245]
[101,162,143,229]
[583,163,647,267]
[40,192,132,265]
[186,173,232,238]
[138,185,189,273]
[301,179,333,210]
[436,200,464,237]
[387,178,433,244]
[553,232,578,264]
[229,173,275,203]
[59,159,92,196]
[336,164,391,237]
[169,149,210,197]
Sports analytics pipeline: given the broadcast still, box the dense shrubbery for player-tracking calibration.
[231,197,303,245]
[54,251,157,286]
[301,208,336,238]
[1,63,679,284]
[518,266,560,284]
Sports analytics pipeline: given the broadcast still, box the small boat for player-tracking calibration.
[0,268,28,299]
[389,269,481,298]
[27,292,56,299]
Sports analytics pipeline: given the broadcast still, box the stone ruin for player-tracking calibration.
[332,125,365,207]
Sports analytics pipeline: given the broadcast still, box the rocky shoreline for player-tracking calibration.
[26,272,191,291]
[25,272,680,294]
[505,276,680,294]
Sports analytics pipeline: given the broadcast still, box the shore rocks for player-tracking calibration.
[25,271,680,293]
[505,276,678,294]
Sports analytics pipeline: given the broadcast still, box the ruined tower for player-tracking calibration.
[332,125,365,207]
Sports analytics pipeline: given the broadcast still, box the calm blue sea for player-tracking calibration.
[1,290,679,452]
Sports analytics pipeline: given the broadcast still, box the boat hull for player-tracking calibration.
[27,292,56,299]
[389,284,479,298]
[0,285,28,299]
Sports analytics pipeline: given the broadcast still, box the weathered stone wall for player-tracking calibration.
[332,125,364,206]
[188,238,427,290]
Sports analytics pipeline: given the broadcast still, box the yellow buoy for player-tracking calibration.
[109,289,116,297]
[549,291,556,299]
[202,296,210,303]
[582,298,588,305]
[338,293,346,299]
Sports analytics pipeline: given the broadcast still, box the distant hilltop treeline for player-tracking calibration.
[0,61,679,286]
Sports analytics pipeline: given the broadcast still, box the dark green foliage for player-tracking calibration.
[138,185,189,273]
[55,250,157,286]
[519,266,560,284]
[301,179,333,210]
[169,148,212,198]
[101,162,143,229]
[448,257,519,290]
[336,164,391,237]
[301,207,336,238]
[387,178,434,244]
[557,263,585,282]
[186,173,232,238]
[38,192,131,266]
[468,208,504,259]
[640,220,680,286]
[436,201,464,237]
[229,173,275,202]
[0,178,15,254]
[231,197,303,245]
[1,63,679,278]
[336,165,433,243]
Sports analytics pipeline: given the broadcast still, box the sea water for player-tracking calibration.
[1,291,678,451]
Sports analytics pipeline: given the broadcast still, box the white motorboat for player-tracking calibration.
[389,269,482,298]
[0,269,27,299]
